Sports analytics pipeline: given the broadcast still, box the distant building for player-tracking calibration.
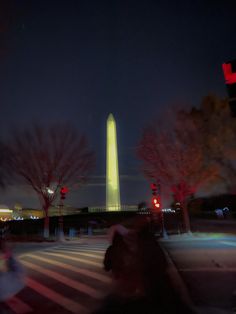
[0,205,13,221]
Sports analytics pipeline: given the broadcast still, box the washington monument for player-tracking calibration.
[106,113,121,211]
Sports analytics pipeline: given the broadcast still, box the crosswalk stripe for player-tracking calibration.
[70,249,105,254]
[57,245,107,250]
[59,244,108,248]
[80,247,107,250]
[5,296,33,314]
[71,252,103,260]
[27,254,111,283]
[75,243,108,247]
[220,241,236,247]
[22,260,104,299]
[41,252,102,267]
[57,247,106,254]
[74,252,103,259]
[61,243,108,247]
[79,246,108,249]
[26,277,88,314]
[180,267,236,272]
[49,248,104,259]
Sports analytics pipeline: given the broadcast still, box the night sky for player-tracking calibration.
[0,0,236,209]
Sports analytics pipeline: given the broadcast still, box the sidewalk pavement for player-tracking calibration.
[158,239,197,313]
[164,252,234,314]
[159,232,236,314]
[159,232,236,242]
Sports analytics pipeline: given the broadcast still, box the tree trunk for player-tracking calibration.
[182,202,191,234]
[43,206,50,238]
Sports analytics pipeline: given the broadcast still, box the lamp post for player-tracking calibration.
[151,182,168,239]
[157,182,168,239]
[58,186,68,242]
[58,201,64,241]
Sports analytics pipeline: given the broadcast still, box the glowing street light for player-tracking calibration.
[46,187,54,195]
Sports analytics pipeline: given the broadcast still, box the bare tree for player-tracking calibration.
[137,112,218,233]
[7,123,95,238]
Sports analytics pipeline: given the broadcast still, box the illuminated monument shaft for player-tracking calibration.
[106,113,121,211]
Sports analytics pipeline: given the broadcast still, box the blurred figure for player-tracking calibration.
[215,208,224,219]
[104,225,140,298]
[104,231,129,278]
[101,218,196,314]
[0,222,9,241]
[107,224,129,244]
[135,223,168,295]
[134,220,196,313]
[0,239,25,306]
[223,207,230,219]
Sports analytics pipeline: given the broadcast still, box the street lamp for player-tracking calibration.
[46,187,54,195]
[58,186,69,242]
[150,182,168,239]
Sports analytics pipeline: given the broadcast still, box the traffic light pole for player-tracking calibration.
[157,182,168,239]
[58,199,65,242]
[150,182,168,238]
[160,209,168,239]
[58,186,69,242]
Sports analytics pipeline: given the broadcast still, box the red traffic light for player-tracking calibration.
[150,183,157,191]
[152,196,160,209]
[60,186,69,200]
[151,183,158,196]
[60,186,69,194]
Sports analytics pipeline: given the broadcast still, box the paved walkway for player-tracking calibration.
[160,232,236,242]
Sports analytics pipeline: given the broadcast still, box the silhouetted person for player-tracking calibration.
[135,223,196,313]
[101,221,196,314]
[104,232,126,277]
[136,224,168,295]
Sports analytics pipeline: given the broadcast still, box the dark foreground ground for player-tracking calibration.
[2,218,236,314]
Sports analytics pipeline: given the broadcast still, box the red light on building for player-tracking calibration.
[222,62,236,85]
[222,60,236,116]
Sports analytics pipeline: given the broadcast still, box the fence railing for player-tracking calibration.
[88,205,138,213]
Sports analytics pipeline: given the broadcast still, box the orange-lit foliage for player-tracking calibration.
[188,94,236,193]
[137,108,218,232]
